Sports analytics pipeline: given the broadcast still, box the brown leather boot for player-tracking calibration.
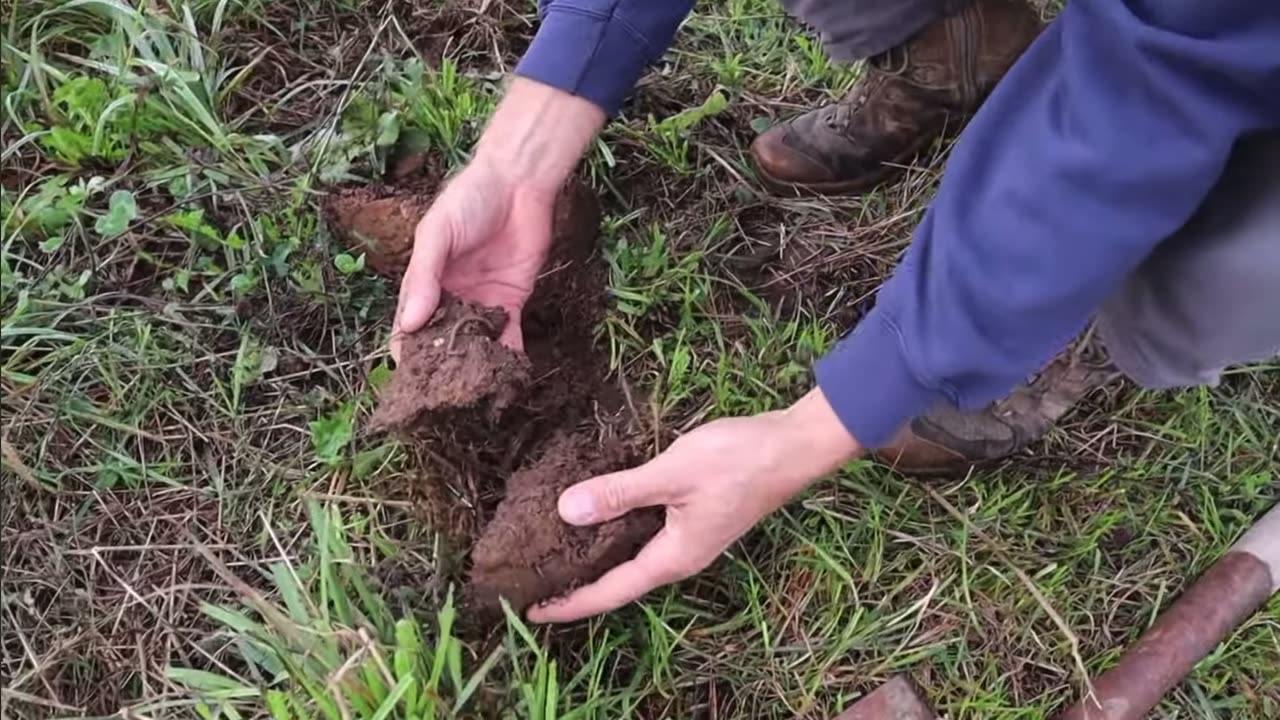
[875,341,1120,476]
[751,0,1042,196]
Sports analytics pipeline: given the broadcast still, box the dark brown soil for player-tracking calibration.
[467,433,662,615]
[368,295,531,432]
[335,174,651,618]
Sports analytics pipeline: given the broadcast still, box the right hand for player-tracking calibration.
[391,155,557,359]
[389,78,606,362]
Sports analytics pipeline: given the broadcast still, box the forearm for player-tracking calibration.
[473,78,606,196]
[817,0,1280,446]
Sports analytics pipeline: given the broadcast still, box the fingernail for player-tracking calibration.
[559,488,595,525]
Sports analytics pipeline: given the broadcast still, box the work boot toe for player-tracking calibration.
[750,0,1042,196]
[874,339,1120,477]
[874,407,1020,476]
[751,123,838,188]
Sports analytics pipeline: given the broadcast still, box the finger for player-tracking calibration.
[391,214,450,361]
[558,460,680,526]
[497,305,525,352]
[527,529,688,623]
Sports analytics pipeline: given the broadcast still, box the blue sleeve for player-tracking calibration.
[816,0,1280,447]
[514,0,695,115]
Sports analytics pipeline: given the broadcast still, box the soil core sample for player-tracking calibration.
[369,295,531,433]
[467,432,662,615]
[340,174,656,619]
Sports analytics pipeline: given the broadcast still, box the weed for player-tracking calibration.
[165,503,507,720]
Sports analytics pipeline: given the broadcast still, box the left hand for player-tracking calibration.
[528,388,863,623]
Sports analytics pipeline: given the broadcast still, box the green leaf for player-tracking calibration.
[164,208,222,248]
[309,403,355,466]
[453,644,506,714]
[654,91,728,135]
[265,690,296,720]
[94,190,138,237]
[38,235,66,253]
[394,619,423,715]
[368,362,394,391]
[376,111,401,147]
[230,271,258,294]
[370,675,415,720]
[270,562,312,624]
[352,443,393,481]
[334,252,366,275]
[166,667,259,697]
[544,660,558,719]
[501,597,541,653]
[201,602,264,635]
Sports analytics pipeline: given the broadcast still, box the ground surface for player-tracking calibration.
[2,0,1277,718]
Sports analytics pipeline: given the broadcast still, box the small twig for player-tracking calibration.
[0,430,49,493]
[924,485,1097,701]
[0,687,84,714]
[302,491,413,508]
[68,543,236,555]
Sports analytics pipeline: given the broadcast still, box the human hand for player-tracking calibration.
[391,78,605,361]
[528,388,863,623]
[392,157,555,356]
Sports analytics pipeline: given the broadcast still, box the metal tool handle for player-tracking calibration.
[1056,503,1279,720]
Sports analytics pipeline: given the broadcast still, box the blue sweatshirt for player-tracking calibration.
[517,0,1280,447]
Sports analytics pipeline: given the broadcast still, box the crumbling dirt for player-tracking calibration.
[327,189,430,277]
[468,433,662,615]
[333,174,653,618]
[368,295,530,432]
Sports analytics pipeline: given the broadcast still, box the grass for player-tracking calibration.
[2,0,1277,718]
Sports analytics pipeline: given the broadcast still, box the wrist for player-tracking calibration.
[776,387,864,478]
[473,77,605,196]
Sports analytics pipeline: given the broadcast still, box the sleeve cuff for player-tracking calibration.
[814,313,946,448]
[514,7,654,116]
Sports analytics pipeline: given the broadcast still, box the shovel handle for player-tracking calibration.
[1056,503,1279,720]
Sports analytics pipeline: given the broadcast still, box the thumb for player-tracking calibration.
[391,214,450,361]
[497,305,525,352]
[558,462,676,526]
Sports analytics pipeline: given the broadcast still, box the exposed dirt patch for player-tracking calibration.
[328,193,426,277]
[326,164,440,277]
[468,433,662,616]
[334,174,654,617]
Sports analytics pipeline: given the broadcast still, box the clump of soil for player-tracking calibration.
[327,191,428,277]
[334,174,654,620]
[468,433,662,615]
[368,295,530,432]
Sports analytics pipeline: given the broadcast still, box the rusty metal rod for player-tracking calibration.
[833,675,937,720]
[1056,503,1279,720]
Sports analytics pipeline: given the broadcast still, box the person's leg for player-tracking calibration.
[1097,131,1280,390]
[752,0,1041,196]
[877,131,1280,475]
[780,0,968,62]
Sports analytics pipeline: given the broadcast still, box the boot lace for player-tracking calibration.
[823,45,911,131]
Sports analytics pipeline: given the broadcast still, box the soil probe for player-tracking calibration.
[826,502,1278,720]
